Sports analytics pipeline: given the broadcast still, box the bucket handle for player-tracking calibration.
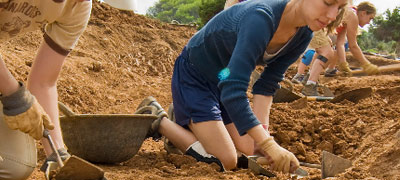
[58,102,75,117]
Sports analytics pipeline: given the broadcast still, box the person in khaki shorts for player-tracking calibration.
[0,0,91,179]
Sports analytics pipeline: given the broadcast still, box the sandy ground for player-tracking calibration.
[2,2,399,180]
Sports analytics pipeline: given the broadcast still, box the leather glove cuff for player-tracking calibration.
[257,136,276,151]
[0,82,34,116]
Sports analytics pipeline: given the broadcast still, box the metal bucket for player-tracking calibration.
[59,102,157,164]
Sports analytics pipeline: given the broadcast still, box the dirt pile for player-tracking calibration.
[2,1,399,179]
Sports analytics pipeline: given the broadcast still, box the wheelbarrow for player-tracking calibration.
[58,102,158,164]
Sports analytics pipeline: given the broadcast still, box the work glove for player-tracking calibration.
[1,82,54,140]
[338,61,352,76]
[361,62,379,75]
[257,137,299,173]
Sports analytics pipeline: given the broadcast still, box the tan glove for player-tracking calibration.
[257,137,299,173]
[338,61,352,76]
[361,62,379,75]
[1,82,54,140]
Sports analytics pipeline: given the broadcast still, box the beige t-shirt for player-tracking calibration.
[0,0,91,55]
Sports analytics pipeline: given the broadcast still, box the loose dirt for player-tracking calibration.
[3,1,399,179]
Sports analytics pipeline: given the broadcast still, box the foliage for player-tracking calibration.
[369,7,400,43]
[359,7,400,57]
[146,0,225,27]
[147,0,202,24]
[198,0,225,28]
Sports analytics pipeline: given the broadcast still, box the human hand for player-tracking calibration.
[256,137,299,173]
[361,62,379,75]
[338,61,352,76]
[1,82,54,140]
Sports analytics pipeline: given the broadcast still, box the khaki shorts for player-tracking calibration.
[0,103,37,180]
[309,30,332,49]
[0,0,92,55]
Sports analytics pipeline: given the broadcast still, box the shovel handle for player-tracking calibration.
[281,78,294,91]
[58,102,75,117]
[351,63,400,75]
[43,129,64,168]
[300,161,321,169]
[306,96,334,101]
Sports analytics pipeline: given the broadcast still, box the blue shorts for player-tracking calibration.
[171,48,232,129]
[301,49,315,66]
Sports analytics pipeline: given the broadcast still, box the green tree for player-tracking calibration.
[198,0,225,27]
[147,0,225,27]
[369,7,400,56]
[147,0,201,24]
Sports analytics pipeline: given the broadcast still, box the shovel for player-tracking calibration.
[237,155,309,178]
[43,129,105,180]
[351,63,400,76]
[299,151,352,179]
[274,84,372,103]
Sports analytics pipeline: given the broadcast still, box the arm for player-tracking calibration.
[0,58,19,96]
[335,28,353,75]
[1,54,54,140]
[218,8,273,136]
[28,40,67,152]
[336,28,347,64]
[346,13,369,65]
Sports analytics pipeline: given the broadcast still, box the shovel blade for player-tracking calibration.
[248,156,276,177]
[54,156,105,180]
[273,87,303,103]
[330,87,372,103]
[321,151,352,179]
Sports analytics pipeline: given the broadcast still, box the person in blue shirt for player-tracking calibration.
[138,0,347,173]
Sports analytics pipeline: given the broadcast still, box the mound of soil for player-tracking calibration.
[3,1,399,179]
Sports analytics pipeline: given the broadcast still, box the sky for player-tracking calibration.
[135,0,400,15]
[134,0,159,15]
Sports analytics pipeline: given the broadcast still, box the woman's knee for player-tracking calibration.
[217,152,237,170]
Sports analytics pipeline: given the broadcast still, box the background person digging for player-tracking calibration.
[300,1,379,96]
[0,0,91,179]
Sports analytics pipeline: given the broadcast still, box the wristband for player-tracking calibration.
[0,82,34,116]
[261,124,268,131]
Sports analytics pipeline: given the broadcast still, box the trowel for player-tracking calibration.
[237,155,308,178]
[299,151,352,179]
[43,129,106,180]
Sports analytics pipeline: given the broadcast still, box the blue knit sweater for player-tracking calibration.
[185,0,312,135]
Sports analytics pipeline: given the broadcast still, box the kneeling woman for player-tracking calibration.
[145,0,347,173]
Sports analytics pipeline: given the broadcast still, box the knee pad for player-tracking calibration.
[317,55,328,63]
[301,49,315,66]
